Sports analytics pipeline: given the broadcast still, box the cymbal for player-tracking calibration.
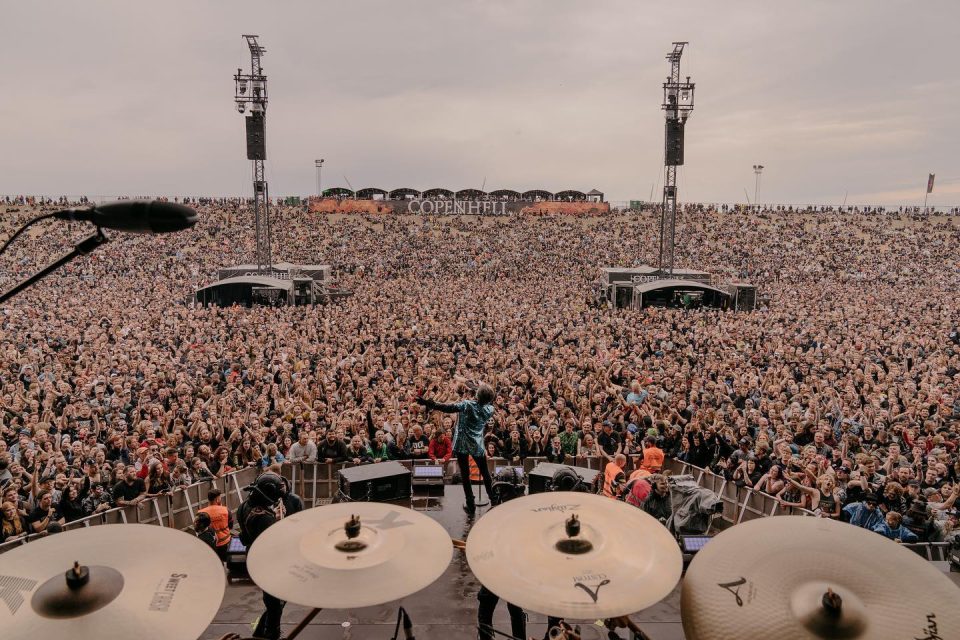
[681,516,960,640]
[246,502,452,608]
[465,491,682,618]
[0,524,225,640]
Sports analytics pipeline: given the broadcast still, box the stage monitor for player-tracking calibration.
[680,534,713,554]
[228,536,247,554]
[412,465,444,479]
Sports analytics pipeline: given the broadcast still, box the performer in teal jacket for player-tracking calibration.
[417,383,496,515]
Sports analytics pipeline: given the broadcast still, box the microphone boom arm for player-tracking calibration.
[0,229,109,304]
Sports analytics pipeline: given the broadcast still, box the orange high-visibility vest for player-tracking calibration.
[199,504,231,547]
[602,462,624,498]
[468,457,482,483]
[641,446,665,473]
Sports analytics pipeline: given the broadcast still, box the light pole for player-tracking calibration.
[752,164,764,209]
[315,159,324,197]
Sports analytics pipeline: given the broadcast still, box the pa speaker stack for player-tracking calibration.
[527,462,600,494]
[337,461,411,502]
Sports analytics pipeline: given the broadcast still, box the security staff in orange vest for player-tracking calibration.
[640,436,665,474]
[602,454,627,498]
[199,488,233,562]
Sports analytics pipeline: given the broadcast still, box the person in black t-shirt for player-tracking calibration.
[318,431,348,463]
[27,490,62,533]
[112,467,146,506]
[597,422,622,461]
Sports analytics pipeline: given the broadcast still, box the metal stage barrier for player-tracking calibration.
[1,457,953,563]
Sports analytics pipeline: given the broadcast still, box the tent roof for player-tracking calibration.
[601,265,712,277]
[630,279,731,296]
[196,276,294,292]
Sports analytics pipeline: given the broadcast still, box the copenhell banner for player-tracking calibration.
[308,198,611,216]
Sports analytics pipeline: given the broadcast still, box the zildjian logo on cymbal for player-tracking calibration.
[717,577,748,607]
[916,613,944,640]
[573,578,610,603]
[530,504,580,513]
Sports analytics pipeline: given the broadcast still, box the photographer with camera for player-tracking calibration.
[237,473,286,640]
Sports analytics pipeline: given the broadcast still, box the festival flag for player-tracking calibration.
[927,173,935,194]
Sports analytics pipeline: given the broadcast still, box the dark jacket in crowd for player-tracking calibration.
[318,439,349,463]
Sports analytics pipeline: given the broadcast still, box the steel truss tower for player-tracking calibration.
[234,35,272,273]
[658,42,695,275]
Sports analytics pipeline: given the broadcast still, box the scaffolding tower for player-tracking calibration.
[234,35,272,273]
[658,42,695,275]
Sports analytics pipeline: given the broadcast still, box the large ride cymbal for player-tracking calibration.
[0,524,225,640]
[246,502,452,609]
[681,516,960,640]
[465,491,682,619]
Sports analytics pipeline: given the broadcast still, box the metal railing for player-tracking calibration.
[1,456,952,563]
[659,459,953,561]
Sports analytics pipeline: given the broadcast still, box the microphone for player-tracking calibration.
[402,609,415,640]
[54,200,198,234]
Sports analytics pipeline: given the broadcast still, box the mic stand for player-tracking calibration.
[0,229,109,304]
[474,480,490,508]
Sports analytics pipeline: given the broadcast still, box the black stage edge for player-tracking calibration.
[201,485,685,640]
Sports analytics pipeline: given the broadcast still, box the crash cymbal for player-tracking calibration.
[0,524,225,640]
[465,491,682,619]
[681,516,960,640]
[246,502,452,608]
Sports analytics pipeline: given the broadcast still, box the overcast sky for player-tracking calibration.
[2,0,958,205]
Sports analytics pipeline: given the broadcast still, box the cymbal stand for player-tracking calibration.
[286,608,321,640]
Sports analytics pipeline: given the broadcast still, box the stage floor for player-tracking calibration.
[201,485,686,640]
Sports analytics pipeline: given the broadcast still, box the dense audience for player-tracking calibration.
[0,198,958,548]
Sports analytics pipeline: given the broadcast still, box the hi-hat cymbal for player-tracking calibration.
[465,491,682,619]
[681,516,960,640]
[246,502,452,609]
[0,524,225,640]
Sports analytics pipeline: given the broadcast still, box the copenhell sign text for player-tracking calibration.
[406,200,509,215]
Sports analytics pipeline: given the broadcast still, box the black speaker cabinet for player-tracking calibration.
[527,462,601,494]
[665,119,685,166]
[245,115,266,160]
[338,461,411,502]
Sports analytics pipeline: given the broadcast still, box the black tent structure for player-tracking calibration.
[388,188,421,200]
[555,190,587,201]
[422,188,455,199]
[356,187,388,199]
[322,187,354,198]
[194,275,294,307]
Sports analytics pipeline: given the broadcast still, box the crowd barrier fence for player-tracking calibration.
[0,456,952,562]
[660,459,953,562]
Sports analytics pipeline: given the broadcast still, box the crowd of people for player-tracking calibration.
[0,198,958,550]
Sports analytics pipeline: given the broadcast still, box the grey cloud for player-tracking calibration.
[1,0,957,206]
